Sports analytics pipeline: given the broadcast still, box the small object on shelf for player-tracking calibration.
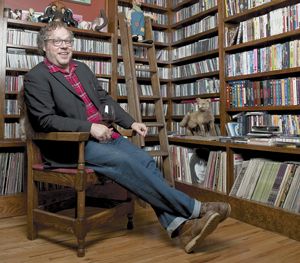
[3,7,11,18]
[179,98,216,137]
[91,9,108,32]
[10,9,22,20]
[125,0,157,43]
[38,1,78,27]
[226,122,240,137]
[27,8,39,22]
[251,125,280,133]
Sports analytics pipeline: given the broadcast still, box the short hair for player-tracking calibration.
[37,21,74,55]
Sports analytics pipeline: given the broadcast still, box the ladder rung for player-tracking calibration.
[145,122,164,127]
[140,95,161,101]
[133,42,153,48]
[147,150,169,157]
[135,67,156,73]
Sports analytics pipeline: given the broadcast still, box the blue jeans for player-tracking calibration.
[85,136,201,237]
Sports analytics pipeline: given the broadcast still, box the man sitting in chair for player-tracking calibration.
[24,21,230,254]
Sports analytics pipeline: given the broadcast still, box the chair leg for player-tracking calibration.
[27,180,38,240]
[76,191,86,257]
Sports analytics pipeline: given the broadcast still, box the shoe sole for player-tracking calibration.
[184,212,221,253]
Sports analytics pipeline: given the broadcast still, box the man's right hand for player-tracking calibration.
[90,123,113,141]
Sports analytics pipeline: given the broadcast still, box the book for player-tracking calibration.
[267,163,289,205]
[229,160,250,196]
[226,122,241,137]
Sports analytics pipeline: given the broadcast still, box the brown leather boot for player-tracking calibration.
[178,210,221,253]
[199,202,231,222]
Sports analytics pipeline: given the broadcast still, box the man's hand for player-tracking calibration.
[90,123,113,141]
[131,122,148,137]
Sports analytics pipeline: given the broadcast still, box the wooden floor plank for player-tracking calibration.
[0,206,299,263]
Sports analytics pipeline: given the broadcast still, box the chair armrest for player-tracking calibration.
[33,132,90,142]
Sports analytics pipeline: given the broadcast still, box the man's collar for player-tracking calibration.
[44,58,77,74]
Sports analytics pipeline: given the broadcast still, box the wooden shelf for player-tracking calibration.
[225,28,300,53]
[171,93,220,101]
[118,0,168,13]
[0,193,26,219]
[171,0,200,12]
[0,140,26,148]
[172,27,218,47]
[226,67,300,81]
[227,105,300,112]
[172,71,219,84]
[224,0,300,23]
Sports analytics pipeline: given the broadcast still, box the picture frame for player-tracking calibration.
[65,0,92,5]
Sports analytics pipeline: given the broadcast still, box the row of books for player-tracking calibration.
[173,78,220,97]
[172,14,218,42]
[7,28,112,54]
[79,60,111,75]
[0,152,24,195]
[228,3,300,46]
[4,100,19,115]
[226,77,300,108]
[6,49,43,69]
[230,158,300,213]
[226,40,300,77]
[4,123,21,139]
[118,62,170,79]
[225,0,271,17]
[170,146,227,193]
[152,31,169,43]
[172,0,217,23]
[5,75,24,92]
[231,112,300,136]
[172,36,218,60]
[172,57,219,78]
[73,38,112,55]
[7,29,38,47]
[118,45,169,61]
[117,83,167,97]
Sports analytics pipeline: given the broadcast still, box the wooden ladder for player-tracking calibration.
[118,12,173,185]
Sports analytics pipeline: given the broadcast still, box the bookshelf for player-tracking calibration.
[168,0,300,241]
[168,0,221,135]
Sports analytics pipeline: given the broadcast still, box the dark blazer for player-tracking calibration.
[24,60,135,167]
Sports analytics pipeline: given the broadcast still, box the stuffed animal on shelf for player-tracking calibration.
[10,9,22,20]
[27,8,39,22]
[179,98,217,136]
[125,0,157,43]
[38,1,78,27]
[91,9,108,32]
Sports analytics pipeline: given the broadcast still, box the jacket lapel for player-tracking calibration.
[50,72,80,98]
[75,66,102,110]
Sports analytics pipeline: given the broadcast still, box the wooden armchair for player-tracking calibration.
[27,131,134,257]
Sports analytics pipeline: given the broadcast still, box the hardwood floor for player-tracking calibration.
[0,205,299,263]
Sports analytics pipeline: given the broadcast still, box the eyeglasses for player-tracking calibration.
[46,39,74,47]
